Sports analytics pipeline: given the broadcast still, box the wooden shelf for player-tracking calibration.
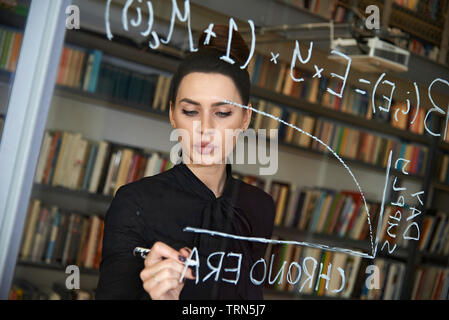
[34,183,112,202]
[391,3,445,28]
[277,141,425,182]
[16,259,100,276]
[65,30,181,74]
[418,252,449,267]
[54,85,170,123]
[439,141,449,152]
[275,0,346,25]
[0,9,27,30]
[432,181,449,194]
[32,183,111,217]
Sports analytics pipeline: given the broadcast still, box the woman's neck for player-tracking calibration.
[186,162,227,198]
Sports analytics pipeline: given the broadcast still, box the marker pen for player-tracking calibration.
[133,246,198,267]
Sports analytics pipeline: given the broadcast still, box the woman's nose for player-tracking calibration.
[197,112,214,135]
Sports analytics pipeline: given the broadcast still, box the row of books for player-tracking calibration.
[248,55,342,109]
[334,0,445,24]
[436,153,449,184]
[250,98,311,134]
[277,0,340,20]
[390,102,426,135]
[34,130,175,197]
[0,30,173,112]
[264,241,363,297]
[0,0,28,15]
[359,258,406,300]
[55,45,173,111]
[231,171,267,190]
[419,211,449,255]
[331,2,355,23]
[394,0,445,22]
[56,46,89,89]
[92,62,170,109]
[249,97,428,176]
[19,198,104,269]
[390,27,441,62]
[4,25,432,142]
[9,278,93,300]
[279,1,446,63]
[310,118,428,176]
[0,25,22,72]
[412,265,449,300]
[268,182,410,249]
[319,79,426,136]
[264,241,406,299]
[248,53,428,136]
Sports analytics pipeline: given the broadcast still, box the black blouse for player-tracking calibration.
[95,159,275,300]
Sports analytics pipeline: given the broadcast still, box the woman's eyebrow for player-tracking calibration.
[211,101,231,107]
[179,98,200,105]
[178,98,232,107]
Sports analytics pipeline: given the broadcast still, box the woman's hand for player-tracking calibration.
[139,241,196,300]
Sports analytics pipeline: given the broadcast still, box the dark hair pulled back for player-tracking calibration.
[169,24,251,107]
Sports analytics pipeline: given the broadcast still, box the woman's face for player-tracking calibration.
[169,72,252,166]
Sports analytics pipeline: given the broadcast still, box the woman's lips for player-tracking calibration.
[194,142,215,154]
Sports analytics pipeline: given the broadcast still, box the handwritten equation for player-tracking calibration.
[105,0,449,140]
[101,0,448,296]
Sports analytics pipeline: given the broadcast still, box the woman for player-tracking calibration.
[95,25,275,300]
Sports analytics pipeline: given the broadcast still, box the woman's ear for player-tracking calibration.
[242,102,252,131]
[169,100,176,128]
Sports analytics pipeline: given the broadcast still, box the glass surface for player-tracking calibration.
[7,0,449,300]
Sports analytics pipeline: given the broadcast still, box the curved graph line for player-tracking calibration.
[222,99,378,258]
[183,227,374,259]
[105,0,113,40]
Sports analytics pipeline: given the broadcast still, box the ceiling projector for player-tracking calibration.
[329,36,410,73]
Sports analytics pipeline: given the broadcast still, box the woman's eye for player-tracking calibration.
[217,111,232,117]
[182,109,198,116]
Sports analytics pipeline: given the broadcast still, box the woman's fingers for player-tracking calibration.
[145,241,185,268]
[179,247,192,258]
[180,247,192,255]
[142,266,186,300]
[140,242,197,299]
[150,278,184,300]
[140,257,195,282]
[179,247,196,279]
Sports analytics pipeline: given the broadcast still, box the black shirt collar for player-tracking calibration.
[174,159,235,201]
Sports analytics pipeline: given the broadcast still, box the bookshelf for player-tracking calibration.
[0,25,433,181]
[2,27,441,300]
[277,0,449,68]
[0,28,433,178]
[2,1,448,300]
[342,0,449,63]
